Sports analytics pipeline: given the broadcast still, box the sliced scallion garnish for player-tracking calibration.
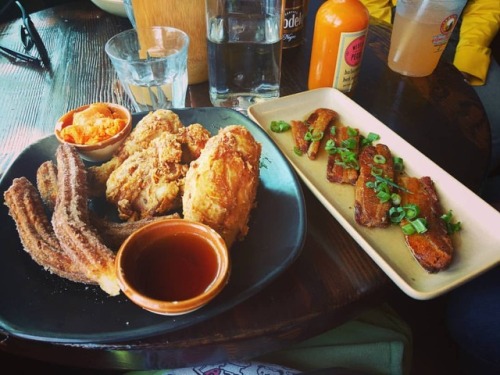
[270,120,291,133]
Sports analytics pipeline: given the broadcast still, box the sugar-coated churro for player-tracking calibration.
[51,143,120,296]
[4,177,93,284]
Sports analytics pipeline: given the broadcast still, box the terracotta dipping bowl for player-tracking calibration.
[54,102,132,162]
[116,219,230,315]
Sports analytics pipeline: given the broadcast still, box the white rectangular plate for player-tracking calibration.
[248,87,500,300]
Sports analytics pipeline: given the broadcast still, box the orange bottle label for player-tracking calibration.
[332,29,367,92]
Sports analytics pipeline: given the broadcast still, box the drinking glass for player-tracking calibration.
[388,0,467,77]
[205,0,284,112]
[105,27,189,112]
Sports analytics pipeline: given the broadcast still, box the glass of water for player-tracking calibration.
[105,27,189,112]
[205,0,284,113]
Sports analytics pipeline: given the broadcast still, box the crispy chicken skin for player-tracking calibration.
[182,125,262,248]
[105,124,212,221]
[87,109,184,195]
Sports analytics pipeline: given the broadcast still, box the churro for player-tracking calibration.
[51,143,120,296]
[36,160,59,210]
[3,177,93,284]
[91,212,181,250]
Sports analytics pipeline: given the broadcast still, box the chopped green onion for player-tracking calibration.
[304,131,324,142]
[389,206,405,223]
[341,137,357,150]
[325,139,336,153]
[361,132,380,146]
[402,223,416,235]
[391,193,401,206]
[411,218,428,233]
[393,156,404,172]
[270,120,291,133]
[403,204,420,219]
[376,190,391,203]
[373,154,386,164]
[293,146,303,156]
[373,174,412,193]
[371,167,383,176]
[441,210,462,234]
[330,126,336,135]
[347,127,358,136]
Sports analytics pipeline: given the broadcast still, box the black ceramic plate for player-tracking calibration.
[0,107,306,344]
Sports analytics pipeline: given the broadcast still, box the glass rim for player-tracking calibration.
[105,27,190,62]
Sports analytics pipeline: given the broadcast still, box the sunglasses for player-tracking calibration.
[0,1,50,67]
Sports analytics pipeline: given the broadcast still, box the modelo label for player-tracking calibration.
[332,29,367,92]
[283,6,304,48]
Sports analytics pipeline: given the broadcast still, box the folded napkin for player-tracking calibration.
[127,304,412,375]
[257,304,412,375]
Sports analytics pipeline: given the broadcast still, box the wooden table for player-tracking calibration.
[0,0,491,371]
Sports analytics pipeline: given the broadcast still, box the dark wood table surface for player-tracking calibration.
[0,0,491,371]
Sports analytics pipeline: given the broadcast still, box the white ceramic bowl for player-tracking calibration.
[90,0,127,18]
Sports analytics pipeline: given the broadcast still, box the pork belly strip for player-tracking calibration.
[398,176,453,273]
[3,177,93,284]
[326,125,361,185]
[291,120,309,155]
[305,108,338,160]
[354,144,394,227]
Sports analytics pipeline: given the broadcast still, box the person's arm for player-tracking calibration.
[454,0,500,85]
[359,0,395,24]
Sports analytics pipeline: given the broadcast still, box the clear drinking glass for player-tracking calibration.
[388,0,467,77]
[105,27,189,112]
[205,0,285,113]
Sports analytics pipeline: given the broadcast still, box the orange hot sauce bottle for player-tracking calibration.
[308,0,369,93]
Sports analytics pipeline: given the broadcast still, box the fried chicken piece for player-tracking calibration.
[354,144,394,227]
[105,132,188,221]
[180,123,212,162]
[183,125,261,248]
[398,176,454,273]
[88,109,184,195]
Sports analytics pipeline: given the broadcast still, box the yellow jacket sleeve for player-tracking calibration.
[453,0,500,86]
[359,0,396,24]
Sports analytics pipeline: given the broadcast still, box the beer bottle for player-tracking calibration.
[283,0,305,49]
[308,0,369,93]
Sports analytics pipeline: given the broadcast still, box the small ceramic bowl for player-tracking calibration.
[116,219,230,315]
[54,103,132,162]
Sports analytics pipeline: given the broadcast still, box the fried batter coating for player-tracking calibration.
[182,125,261,248]
[87,109,184,195]
[106,132,188,221]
